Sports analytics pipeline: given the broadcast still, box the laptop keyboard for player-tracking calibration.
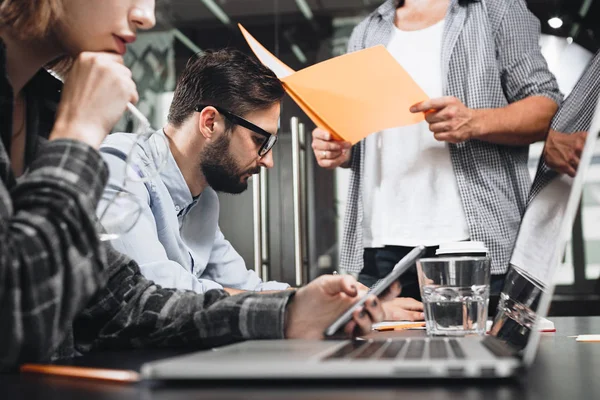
[324,339,466,361]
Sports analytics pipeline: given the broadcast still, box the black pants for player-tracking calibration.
[359,246,506,316]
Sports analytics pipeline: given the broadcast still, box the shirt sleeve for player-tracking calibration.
[495,0,562,104]
[0,139,110,371]
[73,244,294,353]
[99,151,225,294]
[550,51,600,133]
[202,227,290,291]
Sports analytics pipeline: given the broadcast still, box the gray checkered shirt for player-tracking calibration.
[529,51,600,201]
[340,0,562,276]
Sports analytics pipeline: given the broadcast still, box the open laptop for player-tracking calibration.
[140,101,600,380]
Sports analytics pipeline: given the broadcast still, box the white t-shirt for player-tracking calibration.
[362,21,470,248]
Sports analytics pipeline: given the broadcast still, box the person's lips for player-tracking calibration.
[113,34,136,55]
[113,35,127,55]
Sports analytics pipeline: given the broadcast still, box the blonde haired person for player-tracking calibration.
[0,0,393,371]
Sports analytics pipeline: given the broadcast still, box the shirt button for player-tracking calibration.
[175,205,181,212]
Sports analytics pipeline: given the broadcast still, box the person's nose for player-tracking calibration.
[259,150,275,169]
[130,1,156,30]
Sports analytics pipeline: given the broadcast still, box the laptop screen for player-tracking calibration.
[489,99,600,364]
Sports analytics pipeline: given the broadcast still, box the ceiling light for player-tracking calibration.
[290,44,307,64]
[201,0,231,26]
[295,0,314,21]
[548,17,563,29]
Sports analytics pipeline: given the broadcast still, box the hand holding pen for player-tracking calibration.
[49,52,140,149]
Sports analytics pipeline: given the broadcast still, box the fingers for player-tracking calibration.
[563,164,577,178]
[318,149,345,160]
[355,282,370,293]
[363,295,385,322]
[322,275,359,297]
[312,133,352,152]
[429,122,452,134]
[433,132,462,144]
[350,307,373,336]
[317,153,351,169]
[382,299,426,321]
[312,128,332,141]
[312,128,352,169]
[410,96,455,113]
[379,281,402,302]
[398,297,424,311]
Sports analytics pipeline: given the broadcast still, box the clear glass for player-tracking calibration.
[97,109,169,241]
[417,256,492,336]
[489,265,546,351]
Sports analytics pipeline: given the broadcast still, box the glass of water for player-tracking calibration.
[488,265,545,351]
[417,256,491,336]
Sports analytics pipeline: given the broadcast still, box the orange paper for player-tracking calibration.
[239,24,428,144]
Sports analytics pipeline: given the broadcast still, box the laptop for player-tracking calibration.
[140,101,600,380]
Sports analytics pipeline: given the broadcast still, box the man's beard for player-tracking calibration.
[201,134,260,194]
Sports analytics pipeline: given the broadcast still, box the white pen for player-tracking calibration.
[126,102,152,129]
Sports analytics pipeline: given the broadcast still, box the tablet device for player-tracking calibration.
[324,245,427,337]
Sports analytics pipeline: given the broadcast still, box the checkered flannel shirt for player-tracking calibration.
[0,41,292,371]
[340,0,562,276]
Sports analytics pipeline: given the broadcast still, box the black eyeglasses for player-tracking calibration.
[194,104,278,157]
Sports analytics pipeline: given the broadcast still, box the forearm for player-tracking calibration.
[0,140,109,371]
[73,247,294,352]
[473,96,558,146]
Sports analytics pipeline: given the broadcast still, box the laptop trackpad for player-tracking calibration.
[191,340,342,362]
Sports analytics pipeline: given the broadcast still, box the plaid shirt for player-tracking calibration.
[340,0,562,276]
[529,51,600,201]
[0,41,292,371]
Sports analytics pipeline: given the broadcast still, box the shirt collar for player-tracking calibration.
[376,0,468,20]
[158,130,196,211]
[376,0,397,22]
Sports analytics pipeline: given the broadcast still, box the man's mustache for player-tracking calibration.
[246,167,261,176]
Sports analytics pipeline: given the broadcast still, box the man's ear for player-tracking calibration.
[198,107,219,140]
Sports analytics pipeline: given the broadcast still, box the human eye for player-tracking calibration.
[252,135,264,146]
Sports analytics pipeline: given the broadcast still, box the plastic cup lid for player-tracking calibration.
[435,241,488,256]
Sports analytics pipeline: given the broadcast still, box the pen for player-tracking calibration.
[20,364,141,383]
[374,322,426,331]
[126,102,152,130]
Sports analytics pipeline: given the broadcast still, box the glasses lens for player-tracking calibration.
[97,190,143,241]
[260,135,277,156]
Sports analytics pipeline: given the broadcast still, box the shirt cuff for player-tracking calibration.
[257,281,291,291]
[239,290,295,340]
[27,139,108,209]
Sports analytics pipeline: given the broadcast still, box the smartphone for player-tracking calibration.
[324,245,426,337]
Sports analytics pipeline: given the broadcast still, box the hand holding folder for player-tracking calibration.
[239,24,429,145]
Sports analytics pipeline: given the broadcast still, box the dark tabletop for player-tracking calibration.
[2,317,599,400]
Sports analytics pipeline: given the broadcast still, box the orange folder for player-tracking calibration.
[239,24,428,144]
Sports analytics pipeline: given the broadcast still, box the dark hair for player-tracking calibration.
[168,49,285,128]
[395,0,478,7]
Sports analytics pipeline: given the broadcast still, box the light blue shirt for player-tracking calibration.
[98,131,289,293]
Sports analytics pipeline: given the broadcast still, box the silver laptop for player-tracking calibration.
[141,101,600,380]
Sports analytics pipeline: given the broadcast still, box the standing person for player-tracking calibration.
[0,0,392,371]
[311,0,561,302]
